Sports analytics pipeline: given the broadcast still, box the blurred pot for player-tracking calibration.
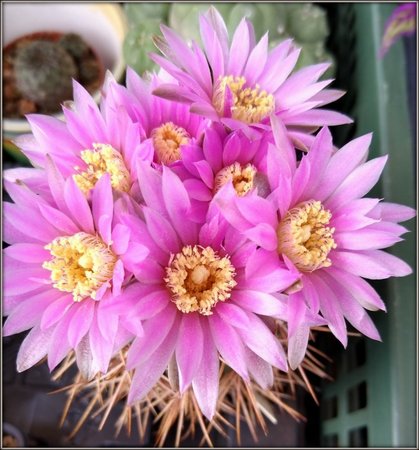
[3,3,128,138]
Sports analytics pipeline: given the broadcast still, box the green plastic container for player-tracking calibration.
[320,4,416,447]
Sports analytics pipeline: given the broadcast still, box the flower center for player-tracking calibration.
[214,162,257,196]
[165,245,237,315]
[212,75,275,124]
[73,143,131,194]
[151,121,190,164]
[277,200,336,272]
[42,232,117,302]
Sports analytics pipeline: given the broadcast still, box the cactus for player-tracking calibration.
[14,40,77,111]
[287,4,329,43]
[121,3,335,80]
[58,33,89,60]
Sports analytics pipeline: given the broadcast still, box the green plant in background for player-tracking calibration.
[122,2,335,78]
[14,40,77,111]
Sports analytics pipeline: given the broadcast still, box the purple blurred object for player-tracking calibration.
[379,3,416,57]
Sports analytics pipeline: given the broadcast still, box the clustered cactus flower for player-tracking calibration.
[2,5,415,447]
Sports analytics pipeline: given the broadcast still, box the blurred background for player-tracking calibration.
[2,2,416,447]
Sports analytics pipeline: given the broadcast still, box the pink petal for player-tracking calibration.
[47,306,76,371]
[287,292,307,337]
[301,127,333,199]
[215,302,251,329]
[136,162,165,215]
[17,325,54,372]
[326,266,386,311]
[288,324,310,370]
[235,194,277,229]
[132,289,170,320]
[282,109,353,126]
[4,243,50,263]
[64,177,94,234]
[325,156,388,210]
[334,229,403,250]
[199,15,224,81]
[4,266,50,296]
[270,115,296,173]
[3,202,58,243]
[112,259,125,297]
[238,312,287,371]
[315,133,373,201]
[126,305,177,370]
[244,347,274,389]
[291,156,311,205]
[68,300,95,347]
[239,266,299,294]
[38,203,79,235]
[92,173,113,241]
[233,290,287,319]
[332,249,412,279]
[191,320,219,420]
[176,314,204,393]
[143,207,180,254]
[3,291,60,336]
[111,224,131,255]
[75,334,100,380]
[321,271,381,341]
[40,295,74,330]
[243,33,268,85]
[127,321,178,404]
[310,273,347,347]
[45,155,69,215]
[209,312,249,381]
[97,299,119,343]
[162,166,197,244]
[89,312,114,373]
[227,18,250,75]
[244,223,278,251]
[369,202,416,222]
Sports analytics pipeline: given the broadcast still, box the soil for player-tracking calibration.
[3,31,104,119]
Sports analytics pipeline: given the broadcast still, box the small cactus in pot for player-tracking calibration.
[14,40,78,112]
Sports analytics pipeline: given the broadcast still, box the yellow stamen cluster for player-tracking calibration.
[212,75,275,124]
[42,232,117,302]
[214,162,257,196]
[165,245,237,315]
[277,200,336,272]
[73,143,131,194]
[151,122,190,164]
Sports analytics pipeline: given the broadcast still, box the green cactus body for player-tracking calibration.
[123,20,162,75]
[14,40,77,111]
[255,3,288,39]
[227,4,265,39]
[287,4,329,43]
[169,4,233,46]
[124,3,170,25]
[121,2,336,82]
[58,33,89,60]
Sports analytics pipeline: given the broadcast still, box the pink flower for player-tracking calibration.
[109,164,302,420]
[11,79,150,199]
[215,117,415,369]
[171,125,273,221]
[150,6,352,146]
[103,69,210,166]
[3,169,148,378]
